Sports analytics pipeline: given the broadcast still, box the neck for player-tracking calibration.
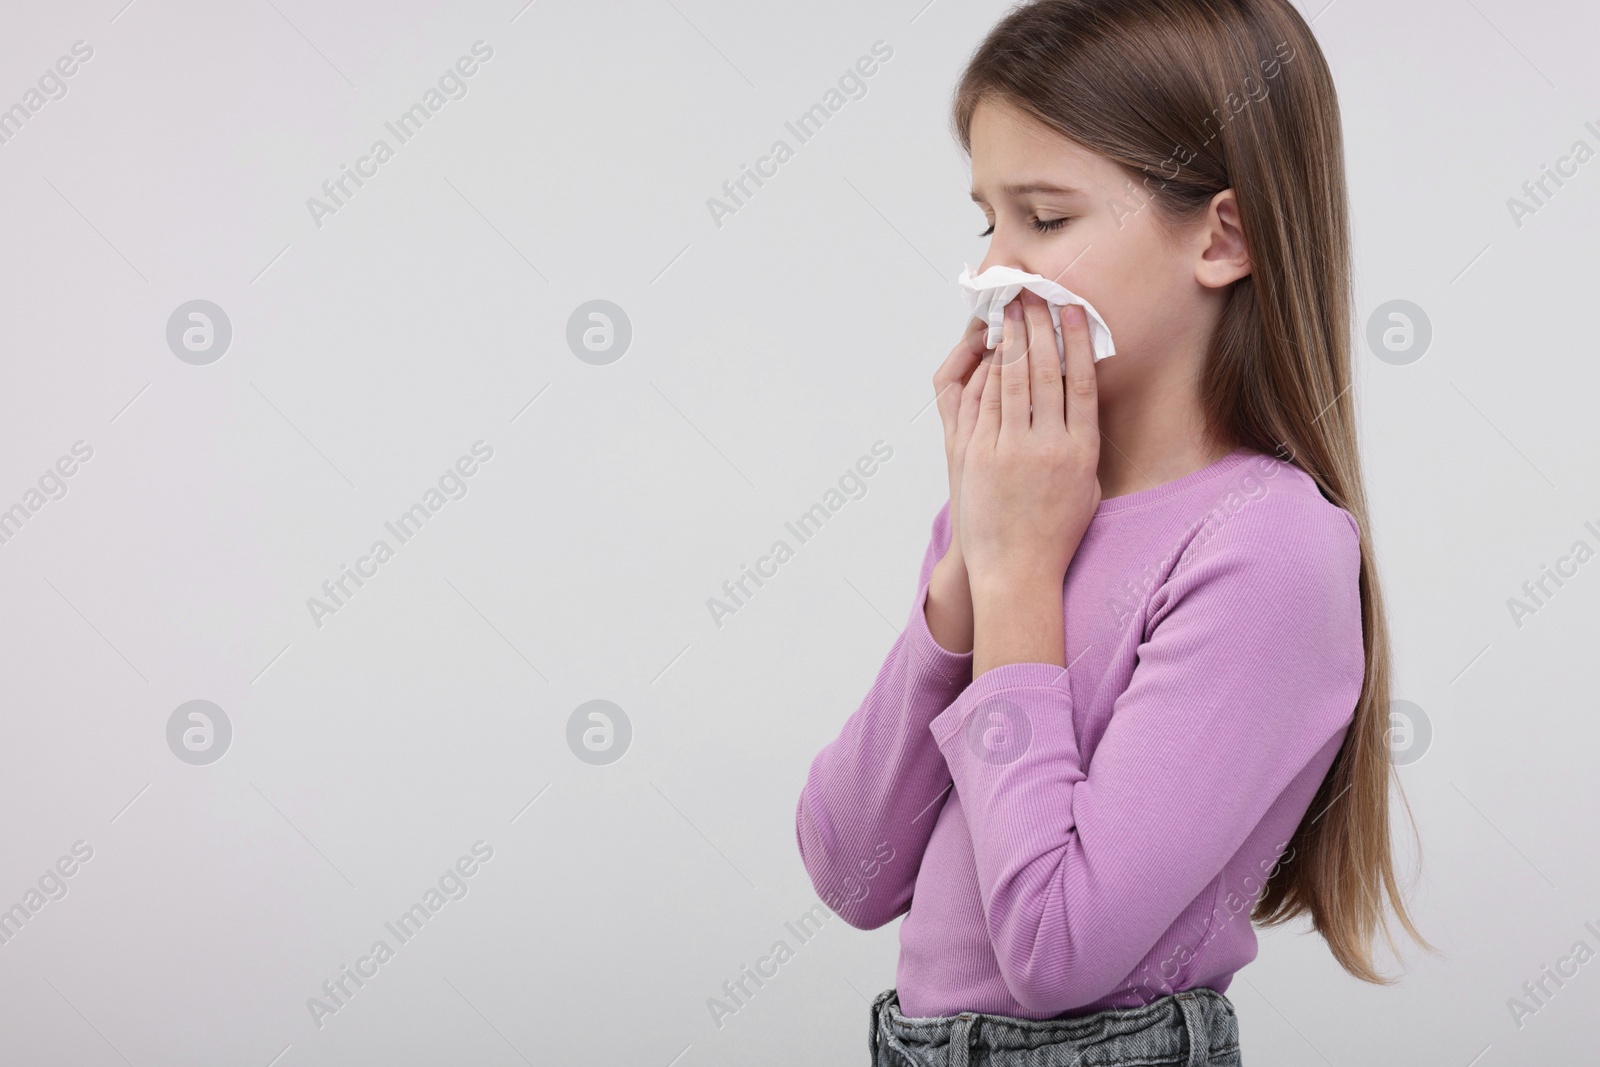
[1095,360,1230,500]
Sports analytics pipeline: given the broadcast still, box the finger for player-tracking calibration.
[940,315,990,385]
[974,306,1009,444]
[957,357,989,449]
[1021,291,1065,435]
[997,296,1031,437]
[934,316,991,429]
[1060,302,1100,446]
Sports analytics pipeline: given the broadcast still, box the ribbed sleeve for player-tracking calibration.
[795,499,974,928]
[925,497,1365,1015]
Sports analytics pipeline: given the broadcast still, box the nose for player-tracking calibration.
[975,231,1032,279]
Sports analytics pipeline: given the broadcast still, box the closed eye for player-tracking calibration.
[976,216,1071,237]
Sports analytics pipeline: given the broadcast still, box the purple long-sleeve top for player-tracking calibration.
[795,447,1366,1019]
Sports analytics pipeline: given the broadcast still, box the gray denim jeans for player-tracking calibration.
[869,987,1242,1066]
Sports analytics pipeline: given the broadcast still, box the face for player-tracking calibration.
[968,97,1223,401]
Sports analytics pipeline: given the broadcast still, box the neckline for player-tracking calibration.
[1093,446,1258,516]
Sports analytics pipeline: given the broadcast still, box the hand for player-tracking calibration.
[959,289,1102,605]
[923,316,994,655]
[932,315,994,566]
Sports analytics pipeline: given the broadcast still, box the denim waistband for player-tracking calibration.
[868,986,1241,1066]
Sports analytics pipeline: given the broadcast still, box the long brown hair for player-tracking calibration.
[952,0,1438,983]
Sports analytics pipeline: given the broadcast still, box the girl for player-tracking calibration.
[795,1,1436,1063]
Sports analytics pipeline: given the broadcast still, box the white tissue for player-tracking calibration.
[958,263,1116,368]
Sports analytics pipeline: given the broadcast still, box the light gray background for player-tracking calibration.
[0,0,1595,1063]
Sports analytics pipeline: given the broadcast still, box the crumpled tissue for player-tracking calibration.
[958,263,1116,369]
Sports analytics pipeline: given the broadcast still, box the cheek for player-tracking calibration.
[1051,225,1186,356]
[1050,258,1133,342]
[1048,221,1147,315]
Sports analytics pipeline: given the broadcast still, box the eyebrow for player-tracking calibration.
[969,181,1084,202]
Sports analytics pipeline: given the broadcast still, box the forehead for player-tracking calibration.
[968,98,1111,195]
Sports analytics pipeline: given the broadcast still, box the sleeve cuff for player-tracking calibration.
[928,661,1074,750]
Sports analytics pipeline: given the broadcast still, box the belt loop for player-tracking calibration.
[1175,992,1208,1067]
[869,989,893,1063]
[949,1012,975,1067]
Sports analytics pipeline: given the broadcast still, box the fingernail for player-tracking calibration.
[1064,304,1085,325]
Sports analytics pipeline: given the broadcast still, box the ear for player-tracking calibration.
[1194,188,1252,288]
